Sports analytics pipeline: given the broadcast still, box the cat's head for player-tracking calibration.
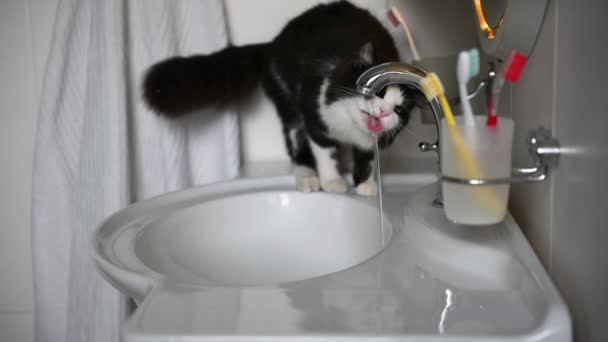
[323,42,419,145]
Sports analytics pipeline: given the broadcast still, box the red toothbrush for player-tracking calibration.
[487,50,527,127]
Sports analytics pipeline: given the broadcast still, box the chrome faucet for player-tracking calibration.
[356,62,445,206]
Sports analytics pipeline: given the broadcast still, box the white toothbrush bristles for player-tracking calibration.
[457,50,476,126]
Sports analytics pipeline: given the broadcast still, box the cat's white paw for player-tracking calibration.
[297,176,321,193]
[356,180,378,196]
[294,166,320,193]
[322,178,348,193]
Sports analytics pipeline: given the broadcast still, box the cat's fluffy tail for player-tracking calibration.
[143,43,268,116]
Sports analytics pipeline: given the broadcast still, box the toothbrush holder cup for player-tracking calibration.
[440,116,514,225]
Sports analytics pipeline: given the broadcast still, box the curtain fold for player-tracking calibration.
[31,1,239,341]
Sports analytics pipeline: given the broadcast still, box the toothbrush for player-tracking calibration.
[387,6,421,61]
[421,72,503,215]
[420,72,455,125]
[457,48,480,126]
[487,50,527,126]
[420,73,475,173]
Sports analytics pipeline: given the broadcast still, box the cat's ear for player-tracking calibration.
[358,42,375,64]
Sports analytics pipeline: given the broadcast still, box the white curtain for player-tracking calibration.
[31,1,240,341]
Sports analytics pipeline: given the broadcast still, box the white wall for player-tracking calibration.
[506,0,608,340]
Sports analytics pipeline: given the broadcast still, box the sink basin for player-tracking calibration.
[134,191,391,286]
[93,177,392,301]
[93,175,571,342]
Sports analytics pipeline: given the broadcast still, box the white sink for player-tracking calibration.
[134,191,391,286]
[93,175,571,342]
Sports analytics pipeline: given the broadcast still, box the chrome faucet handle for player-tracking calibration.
[418,141,438,153]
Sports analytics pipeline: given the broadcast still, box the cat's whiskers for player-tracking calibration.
[327,84,365,96]
[388,126,399,142]
[327,89,358,97]
[380,119,425,144]
[399,124,426,141]
[326,88,355,95]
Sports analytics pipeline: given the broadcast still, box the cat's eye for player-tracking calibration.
[393,106,404,114]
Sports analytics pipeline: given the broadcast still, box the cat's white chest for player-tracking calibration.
[321,109,374,149]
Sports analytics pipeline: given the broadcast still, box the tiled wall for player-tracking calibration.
[506,0,608,340]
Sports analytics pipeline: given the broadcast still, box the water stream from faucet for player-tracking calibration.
[374,136,386,247]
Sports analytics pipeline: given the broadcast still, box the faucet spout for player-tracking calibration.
[356,63,429,96]
[356,62,446,206]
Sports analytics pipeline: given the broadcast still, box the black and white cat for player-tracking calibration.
[143,1,420,196]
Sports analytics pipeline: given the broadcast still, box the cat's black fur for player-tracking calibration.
[144,1,420,194]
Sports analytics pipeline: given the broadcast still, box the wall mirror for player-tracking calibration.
[473,0,548,62]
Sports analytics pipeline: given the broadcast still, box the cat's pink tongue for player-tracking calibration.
[367,116,383,133]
